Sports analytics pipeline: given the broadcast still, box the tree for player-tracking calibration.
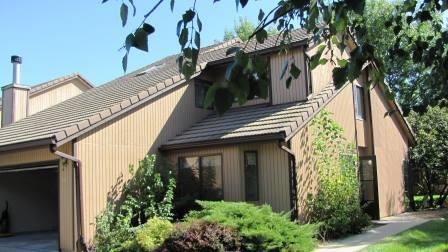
[408,106,448,208]
[360,0,447,115]
[223,17,277,42]
[102,0,448,115]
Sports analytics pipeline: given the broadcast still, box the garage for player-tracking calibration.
[0,162,59,251]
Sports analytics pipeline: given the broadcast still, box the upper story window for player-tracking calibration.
[305,55,313,97]
[195,79,212,109]
[354,85,366,120]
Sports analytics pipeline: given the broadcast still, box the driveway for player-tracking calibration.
[0,232,58,252]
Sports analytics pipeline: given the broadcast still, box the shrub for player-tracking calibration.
[122,217,173,251]
[305,110,371,240]
[94,155,176,251]
[159,221,241,251]
[186,201,317,252]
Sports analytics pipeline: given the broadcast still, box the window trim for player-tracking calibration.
[244,150,259,202]
[194,79,213,109]
[177,153,224,200]
[354,84,366,120]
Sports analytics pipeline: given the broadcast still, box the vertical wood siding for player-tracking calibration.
[291,84,357,219]
[75,83,211,243]
[270,47,307,104]
[166,141,291,212]
[28,79,90,115]
[1,88,14,126]
[370,85,408,217]
[15,88,29,122]
[307,44,350,95]
[1,87,28,127]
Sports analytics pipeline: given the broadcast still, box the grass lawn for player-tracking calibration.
[363,216,448,252]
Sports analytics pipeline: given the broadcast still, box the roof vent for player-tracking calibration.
[136,63,166,76]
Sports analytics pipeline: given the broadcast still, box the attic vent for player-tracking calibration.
[135,63,166,76]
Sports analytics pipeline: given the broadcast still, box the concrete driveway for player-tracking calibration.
[0,232,58,252]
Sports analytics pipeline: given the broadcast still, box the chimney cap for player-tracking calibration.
[11,55,22,64]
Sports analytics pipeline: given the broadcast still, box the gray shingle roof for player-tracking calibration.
[160,85,337,150]
[0,30,310,150]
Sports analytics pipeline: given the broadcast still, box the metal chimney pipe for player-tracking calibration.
[11,55,22,85]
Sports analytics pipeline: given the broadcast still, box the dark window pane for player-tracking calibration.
[177,157,200,200]
[355,86,365,119]
[200,155,223,200]
[195,80,211,108]
[244,151,259,201]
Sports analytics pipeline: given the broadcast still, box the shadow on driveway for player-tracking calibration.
[0,232,58,252]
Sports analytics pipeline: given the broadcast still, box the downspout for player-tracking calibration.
[278,140,298,220]
[50,143,89,252]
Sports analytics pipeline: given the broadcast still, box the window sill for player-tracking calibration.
[356,117,366,121]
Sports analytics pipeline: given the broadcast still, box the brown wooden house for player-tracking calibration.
[0,30,414,251]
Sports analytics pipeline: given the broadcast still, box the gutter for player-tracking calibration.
[50,143,89,252]
[278,140,298,220]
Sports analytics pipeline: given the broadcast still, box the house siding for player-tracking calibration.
[75,82,210,243]
[165,141,291,212]
[270,47,308,104]
[370,85,408,217]
[290,83,357,219]
[307,45,350,95]
[28,79,90,115]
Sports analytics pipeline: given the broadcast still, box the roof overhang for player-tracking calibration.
[159,132,285,151]
[0,137,54,152]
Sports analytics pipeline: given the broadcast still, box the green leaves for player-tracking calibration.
[120,3,128,27]
[133,24,155,52]
[255,29,268,44]
[310,45,326,70]
[182,9,196,23]
[290,62,301,79]
[121,23,155,71]
[179,28,188,48]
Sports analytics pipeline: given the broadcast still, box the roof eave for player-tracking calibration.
[0,137,55,152]
[159,132,286,151]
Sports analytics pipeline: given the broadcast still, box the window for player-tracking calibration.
[305,56,313,96]
[354,85,366,120]
[177,155,223,201]
[244,151,259,201]
[200,155,223,200]
[195,80,212,108]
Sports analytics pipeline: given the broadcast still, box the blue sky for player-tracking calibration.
[0,0,276,86]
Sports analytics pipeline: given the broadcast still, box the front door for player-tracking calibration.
[359,156,380,219]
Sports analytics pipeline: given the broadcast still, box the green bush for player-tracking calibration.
[122,217,173,251]
[160,221,241,251]
[186,201,317,252]
[305,110,371,240]
[94,155,176,252]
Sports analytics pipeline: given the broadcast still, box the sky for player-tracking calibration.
[0,0,276,87]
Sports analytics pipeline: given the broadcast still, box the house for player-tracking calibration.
[0,30,414,251]
[0,56,94,127]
